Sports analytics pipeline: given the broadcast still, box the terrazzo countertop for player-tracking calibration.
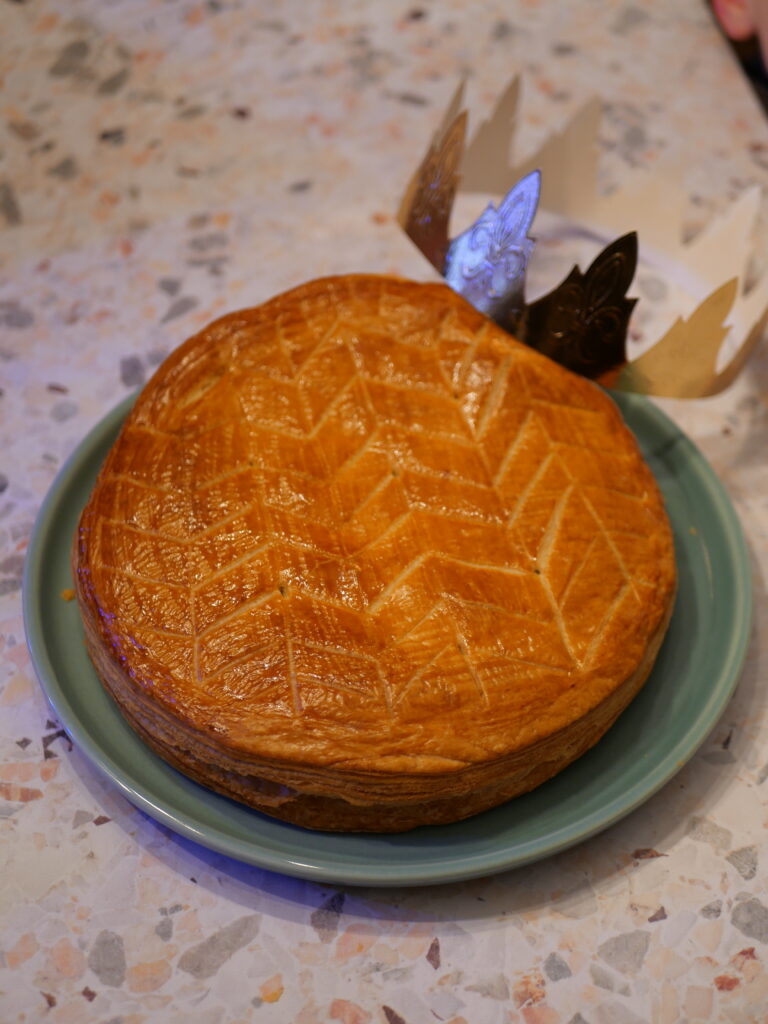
[2,2,768,1021]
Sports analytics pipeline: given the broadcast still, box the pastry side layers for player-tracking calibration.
[73,275,676,831]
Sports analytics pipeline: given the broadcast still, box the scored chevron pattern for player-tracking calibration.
[82,277,673,754]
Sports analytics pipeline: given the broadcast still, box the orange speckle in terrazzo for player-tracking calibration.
[742,958,762,984]
[714,974,740,991]
[88,309,115,324]
[731,947,761,984]
[691,918,722,954]
[400,925,431,960]
[295,941,325,965]
[743,969,768,1003]
[45,996,86,1023]
[0,782,43,802]
[513,970,546,1007]
[95,191,121,222]
[50,938,86,980]
[696,955,719,969]
[294,1005,324,1024]
[684,984,712,1016]
[334,923,378,961]
[660,980,679,1023]
[329,998,371,1024]
[34,13,59,31]
[399,937,430,958]
[368,941,398,966]
[137,875,164,905]
[385,121,403,142]
[185,5,205,26]
[522,1006,559,1024]
[6,933,39,969]
[176,909,200,935]
[40,759,60,782]
[132,48,158,63]
[259,974,283,1003]
[1,762,38,783]
[731,946,758,969]
[127,959,172,993]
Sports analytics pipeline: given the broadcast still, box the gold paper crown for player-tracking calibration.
[397,78,768,398]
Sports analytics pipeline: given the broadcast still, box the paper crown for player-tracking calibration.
[397,78,768,398]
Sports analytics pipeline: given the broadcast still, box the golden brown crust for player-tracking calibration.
[74,274,676,831]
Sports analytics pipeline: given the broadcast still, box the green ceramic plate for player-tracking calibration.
[23,392,751,886]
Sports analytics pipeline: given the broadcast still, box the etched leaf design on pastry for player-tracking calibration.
[77,277,673,770]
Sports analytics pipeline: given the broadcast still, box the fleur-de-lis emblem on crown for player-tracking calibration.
[519,232,638,383]
[444,170,540,331]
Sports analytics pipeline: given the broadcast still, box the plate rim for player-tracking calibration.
[22,392,753,886]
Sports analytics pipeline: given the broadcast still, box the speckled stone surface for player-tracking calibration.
[2,2,768,1022]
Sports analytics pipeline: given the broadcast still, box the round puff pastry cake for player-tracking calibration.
[74,275,676,832]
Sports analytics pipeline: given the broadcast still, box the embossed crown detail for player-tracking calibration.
[397,77,768,398]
